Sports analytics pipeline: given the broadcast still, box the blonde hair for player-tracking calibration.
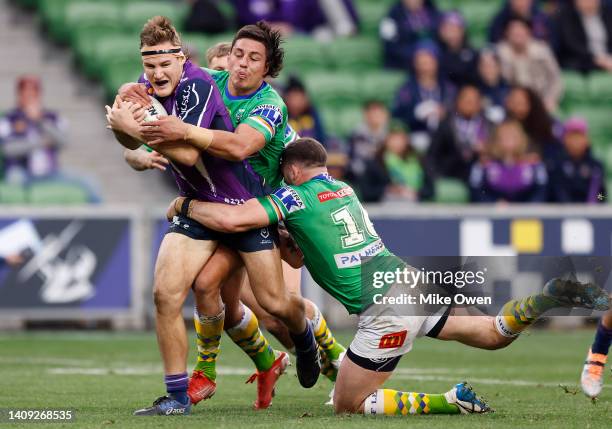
[206,42,231,66]
[140,15,181,48]
[489,120,530,161]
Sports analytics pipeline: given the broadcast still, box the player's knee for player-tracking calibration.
[332,394,361,414]
[153,286,182,315]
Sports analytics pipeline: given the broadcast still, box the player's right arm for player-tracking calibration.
[166,196,272,233]
[123,147,168,171]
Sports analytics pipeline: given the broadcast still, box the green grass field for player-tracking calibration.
[0,329,610,429]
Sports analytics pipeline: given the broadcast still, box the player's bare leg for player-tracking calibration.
[134,233,217,416]
[333,351,488,416]
[581,310,612,398]
[240,248,320,387]
[436,278,611,349]
[191,246,288,409]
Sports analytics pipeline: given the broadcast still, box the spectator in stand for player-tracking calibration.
[476,49,510,123]
[504,86,560,159]
[233,0,359,38]
[549,117,606,203]
[283,76,326,144]
[437,11,478,87]
[380,0,441,70]
[392,40,454,137]
[184,0,232,34]
[555,0,612,73]
[469,120,548,203]
[427,85,493,181]
[0,76,67,185]
[489,0,552,44]
[497,18,563,112]
[346,100,390,202]
[381,126,433,201]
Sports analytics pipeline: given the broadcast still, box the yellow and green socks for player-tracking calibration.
[193,308,224,380]
[495,294,560,337]
[312,305,345,359]
[364,389,459,415]
[226,304,276,372]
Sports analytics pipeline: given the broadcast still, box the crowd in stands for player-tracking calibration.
[7,0,611,205]
[269,0,610,204]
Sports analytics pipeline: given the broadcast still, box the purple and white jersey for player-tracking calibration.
[139,60,264,204]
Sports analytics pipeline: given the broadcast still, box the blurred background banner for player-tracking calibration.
[0,209,148,328]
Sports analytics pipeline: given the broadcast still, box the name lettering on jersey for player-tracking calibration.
[179,82,200,120]
[250,104,283,135]
[273,187,305,214]
[334,239,385,269]
[317,187,354,203]
[378,330,407,349]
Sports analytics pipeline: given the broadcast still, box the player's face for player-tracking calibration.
[209,55,229,71]
[141,42,186,98]
[228,38,268,94]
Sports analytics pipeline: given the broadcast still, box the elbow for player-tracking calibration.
[226,145,251,161]
[218,213,245,233]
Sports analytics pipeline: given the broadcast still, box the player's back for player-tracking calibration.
[263,174,400,313]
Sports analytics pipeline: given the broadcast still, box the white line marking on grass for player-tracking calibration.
[0,356,97,366]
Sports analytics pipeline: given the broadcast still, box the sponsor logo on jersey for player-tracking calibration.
[250,104,283,134]
[334,239,385,268]
[317,187,354,203]
[378,330,407,349]
[273,187,305,214]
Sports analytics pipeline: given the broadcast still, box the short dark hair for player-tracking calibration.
[282,137,327,168]
[232,21,284,78]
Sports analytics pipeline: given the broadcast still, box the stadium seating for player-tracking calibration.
[433,178,469,204]
[0,182,27,205]
[28,181,91,205]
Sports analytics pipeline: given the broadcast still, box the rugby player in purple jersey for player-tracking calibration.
[106,16,319,416]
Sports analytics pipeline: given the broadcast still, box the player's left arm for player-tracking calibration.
[167,196,272,233]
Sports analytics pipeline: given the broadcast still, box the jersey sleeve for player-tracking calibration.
[243,102,285,143]
[175,78,217,128]
[257,185,307,224]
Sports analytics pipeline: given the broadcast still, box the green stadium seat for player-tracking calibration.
[561,72,589,106]
[0,182,27,205]
[355,1,388,36]
[101,60,143,101]
[327,37,382,70]
[28,181,91,205]
[303,72,361,109]
[123,1,189,33]
[319,106,363,138]
[434,178,469,203]
[588,73,612,103]
[83,35,140,81]
[39,0,78,43]
[65,1,121,29]
[282,37,328,73]
[360,70,406,105]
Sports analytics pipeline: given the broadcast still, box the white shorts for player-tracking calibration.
[348,283,449,360]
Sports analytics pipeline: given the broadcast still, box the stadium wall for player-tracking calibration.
[0,205,610,329]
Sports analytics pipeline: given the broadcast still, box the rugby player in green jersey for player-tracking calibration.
[167,137,611,417]
[119,22,344,408]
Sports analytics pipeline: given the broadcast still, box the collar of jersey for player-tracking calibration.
[224,80,267,100]
[311,173,335,183]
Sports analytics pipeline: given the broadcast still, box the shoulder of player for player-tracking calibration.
[175,77,216,104]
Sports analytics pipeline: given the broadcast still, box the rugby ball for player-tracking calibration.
[143,96,167,122]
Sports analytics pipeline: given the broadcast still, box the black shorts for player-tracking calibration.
[166,214,278,253]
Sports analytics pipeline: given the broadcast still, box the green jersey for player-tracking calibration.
[204,68,288,188]
[258,173,402,314]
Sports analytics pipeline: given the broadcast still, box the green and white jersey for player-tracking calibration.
[204,68,287,188]
[258,173,403,314]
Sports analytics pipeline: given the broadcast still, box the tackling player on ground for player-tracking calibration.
[168,137,611,417]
